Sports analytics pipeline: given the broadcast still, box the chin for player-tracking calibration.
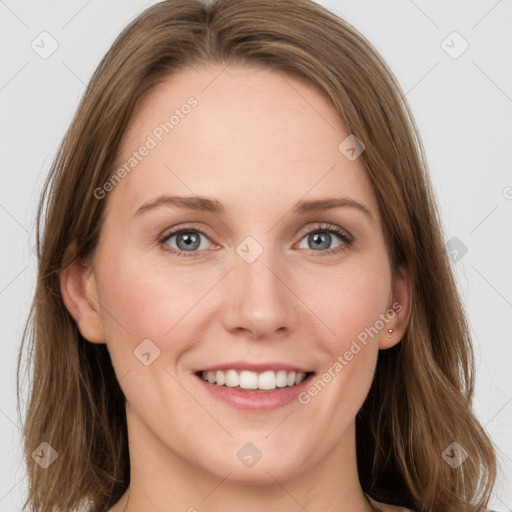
[195,441,311,485]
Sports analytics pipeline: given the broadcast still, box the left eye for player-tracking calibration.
[296,224,352,255]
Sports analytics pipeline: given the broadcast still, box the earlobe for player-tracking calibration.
[59,252,105,344]
[379,265,412,350]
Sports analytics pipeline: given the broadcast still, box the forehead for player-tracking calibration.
[108,63,378,220]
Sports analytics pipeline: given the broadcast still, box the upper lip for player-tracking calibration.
[193,361,313,374]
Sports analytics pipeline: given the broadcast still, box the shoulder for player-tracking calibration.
[366,494,416,512]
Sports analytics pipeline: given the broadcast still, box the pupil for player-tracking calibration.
[311,232,330,250]
[178,232,199,250]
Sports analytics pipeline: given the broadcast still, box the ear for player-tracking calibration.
[59,244,105,344]
[379,264,412,350]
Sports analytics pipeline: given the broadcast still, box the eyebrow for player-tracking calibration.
[133,194,374,223]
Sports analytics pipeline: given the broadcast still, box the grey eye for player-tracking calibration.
[164,230,210,252]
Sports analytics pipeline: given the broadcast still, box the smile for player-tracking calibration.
[197,369,312,391]
[193,367,316,411]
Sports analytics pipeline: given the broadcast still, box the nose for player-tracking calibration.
[221,246,299,341]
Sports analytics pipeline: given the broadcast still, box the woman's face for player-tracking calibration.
[65,63,410,486]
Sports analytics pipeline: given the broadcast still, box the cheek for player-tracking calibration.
[296,256,392,345]
[94,249,216,355]
[296,263,389,421]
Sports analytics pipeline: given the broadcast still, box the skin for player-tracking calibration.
[60,63,412,512]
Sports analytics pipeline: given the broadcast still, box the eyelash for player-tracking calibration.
[158,223,353,258]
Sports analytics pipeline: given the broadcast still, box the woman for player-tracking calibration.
[17,1,497,511]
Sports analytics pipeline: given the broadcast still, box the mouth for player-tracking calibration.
[192,361,317,410]
[194,369,316,393]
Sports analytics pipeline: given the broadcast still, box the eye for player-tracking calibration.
[296,223,353,256]
[159,223,353,258]
[160,227,214,257]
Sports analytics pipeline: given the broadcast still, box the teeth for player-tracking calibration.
[199,369,309,390]
[215,370,225,386]
[225,369,239,387]
[240,370,258,389]
[276,370,288,387]
[258,371,276,390]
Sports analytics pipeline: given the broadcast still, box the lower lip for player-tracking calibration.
[194,373,315,411]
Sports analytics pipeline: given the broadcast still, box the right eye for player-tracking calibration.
[160,228,214,257]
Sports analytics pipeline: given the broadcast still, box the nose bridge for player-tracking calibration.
[222,235,298,339]
[237,239,281,295]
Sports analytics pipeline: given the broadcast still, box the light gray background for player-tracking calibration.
[1,0,511,510]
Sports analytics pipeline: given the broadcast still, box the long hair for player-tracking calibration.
[17,1,497,510]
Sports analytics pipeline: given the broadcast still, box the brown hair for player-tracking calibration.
[17,0,498,511]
